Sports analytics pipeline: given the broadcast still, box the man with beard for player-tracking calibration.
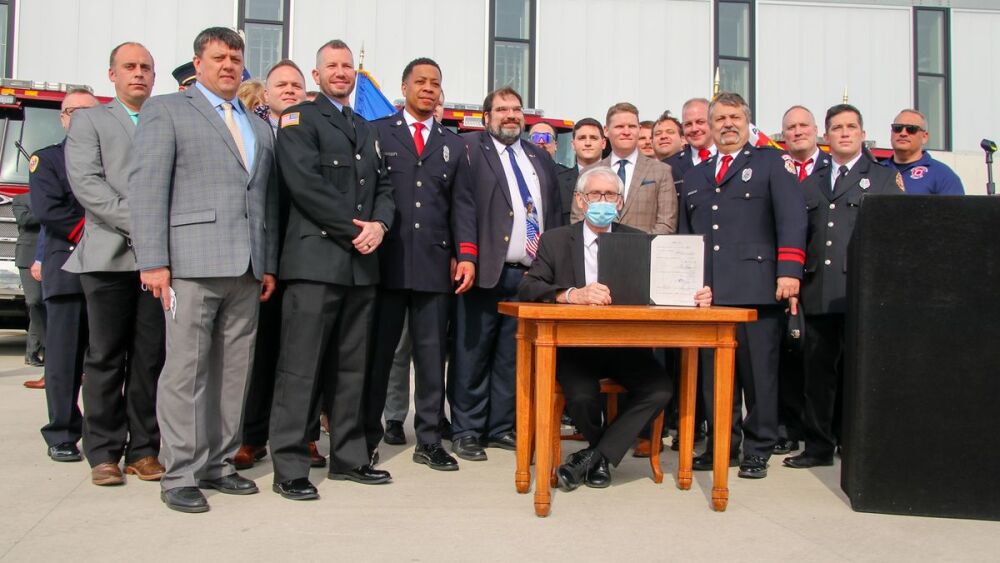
[449,86,561,461]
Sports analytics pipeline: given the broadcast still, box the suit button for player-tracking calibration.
[417,161,422,167]
[712,224,718,230]
[320,230,328,236]
[415,202,421,208]
[416,181,422,187]
[829,203,835,209]
[69,245,75,250]
[826,240,832,246]
[715,188,721,193]
[415,223,420,229]
[713,245,720,251]
[828,221,834,227]
[244,213,248,218]
[504,235,510,242]
[357,204,363,211]
[355,154,361,160]
[509,211,514,217]
[443,173,447,179]
[333,160,339,165]
[360,178,366,186]
[824,259,832,266]
[712,205,718,211]
[744,193,751,199]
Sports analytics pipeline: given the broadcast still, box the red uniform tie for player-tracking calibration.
[796,158,813,182]
[412,122,425,156]
[698,148,711,163]
[716,154,733,185]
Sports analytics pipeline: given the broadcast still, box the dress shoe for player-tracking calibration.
[370,448,380,467]
[23,376,45,390]
[308,442,327,468]
[772,438,800,455]
[232,444,267,470]
[485,431,516,451]
[91,462,125,486]
[125,456,165,481]
[438,418,453,440]
[383,420,406,445]
[586,456,611,488]
[328,464,391,485]
[738,455,769,479]
[26,354,44,367]
[272,478,319,500]
[451,436,487,461]
[161,486,209,513]
[413,443,459,471]
[692,452,738,471]
[47,442,81,462]
[782,453,834,469]
[197,473,259,495]
[556,448,600,492]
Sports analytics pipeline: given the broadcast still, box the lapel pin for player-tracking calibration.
[395,120,402,126]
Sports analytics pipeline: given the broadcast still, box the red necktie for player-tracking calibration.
[795,158,813,182]
[412,122,425,156]
[715,154,733,185]
[698,148,711,163]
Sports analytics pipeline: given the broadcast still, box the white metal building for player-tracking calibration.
[5,0,999,189]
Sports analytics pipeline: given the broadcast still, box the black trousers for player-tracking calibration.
[79,272,165,466]
[269,281,374,482]
[558,348,671,466]
[449,265,523,441]
[701,306,782,459]
[365,288,450,448]
[40,294,86,447]
[777,333,805,442]
[801,313,845,459]
[19,267,45,360]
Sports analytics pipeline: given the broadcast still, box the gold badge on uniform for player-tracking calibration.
[443,145,450,163]
[784,159,796,175]
[28,155,39,173]
[281,112,300,128]
[895,172,905,192]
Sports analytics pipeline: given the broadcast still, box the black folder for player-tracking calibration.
[597,232,653,305]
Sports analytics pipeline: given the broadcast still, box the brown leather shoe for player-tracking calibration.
[23,376,45,389]
[125,456,165,481]
[232,445,267,470]
[308,442,326,468]
[92,462,125,486]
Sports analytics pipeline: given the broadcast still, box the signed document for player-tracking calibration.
[649,235,704,306]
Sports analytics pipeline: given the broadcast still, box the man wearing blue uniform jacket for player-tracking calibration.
[784,104,904,469]
[678,92,807,479]
[450,86,561,462]
[881,109,964,195]
[364,57,476,472]
[29,88,100,463]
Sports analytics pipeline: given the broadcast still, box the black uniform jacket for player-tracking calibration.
[27,142,85,297]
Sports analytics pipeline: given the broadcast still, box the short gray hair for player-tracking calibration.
[575,166,624,195]
[895,108,927,129]
[709,92,752,123]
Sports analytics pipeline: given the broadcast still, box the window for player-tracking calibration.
[914,7,951,151]
[715,0,755,116]
[0,0,12,78]
[489,0,536,106]
[238,0,290,81]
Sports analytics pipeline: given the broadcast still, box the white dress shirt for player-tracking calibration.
[582,222,608,286]
[830,152,864,191]
[795,148,822,177]
[492,137,544,265]
[692,144,717,166]
[610,149,639,201]
[403,109,433,145]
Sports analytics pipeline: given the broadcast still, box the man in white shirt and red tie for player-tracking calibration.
[665,98,718,181]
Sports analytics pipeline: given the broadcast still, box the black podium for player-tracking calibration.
[842,195,1000,521]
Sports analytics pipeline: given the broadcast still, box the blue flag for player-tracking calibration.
[354,69,396,121]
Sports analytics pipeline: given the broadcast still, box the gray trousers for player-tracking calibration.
[19,267,45,360]
[383,317,412,423]
[157,272,260,490]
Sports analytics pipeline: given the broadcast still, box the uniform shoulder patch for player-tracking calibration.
[784,159,796,175]
[28,155,39,173]
[895,172,905,192]
[281,112,300,128]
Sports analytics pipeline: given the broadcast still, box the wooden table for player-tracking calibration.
[498,302,757,517]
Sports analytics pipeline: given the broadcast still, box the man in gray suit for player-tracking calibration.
[130,27,279,514]
[65,42,166,487]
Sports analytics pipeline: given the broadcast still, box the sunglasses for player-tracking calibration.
[891,124,925,134]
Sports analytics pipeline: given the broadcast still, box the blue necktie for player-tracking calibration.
[617,159,628,188]
[506,146,540,259]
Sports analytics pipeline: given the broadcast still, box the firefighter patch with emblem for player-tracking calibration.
[784,159,796,175]
[910,166,928,180]
[29,155,39,173]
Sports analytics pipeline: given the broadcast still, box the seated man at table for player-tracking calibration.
[518,166,713,491]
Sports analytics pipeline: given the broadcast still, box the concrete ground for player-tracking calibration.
[0,329,997,562]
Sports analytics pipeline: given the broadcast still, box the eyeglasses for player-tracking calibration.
[891,123,925,134]
[580,192,621,203]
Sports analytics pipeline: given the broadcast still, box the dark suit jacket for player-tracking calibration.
[12,193,40,268]
[372,111,476,293]
[801,155,902,314]
[664,149,697,192]
[678,144,807,306]
[276,96,395,286]
[556,164,577,227]
[518,221,642,303]
[27,142,84,298]
[462,131,562,289]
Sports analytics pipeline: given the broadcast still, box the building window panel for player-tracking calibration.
[917,75,946,151]
[493,41,529,96]
[239,0,289,81]
[718,2,749,58]
[914,7,950,151]
[0,1,10,78]
[715,0,755,115]
[489,0,536,105]
[495,0,530,40]
[719,59,750,101]
[245,0,283,21]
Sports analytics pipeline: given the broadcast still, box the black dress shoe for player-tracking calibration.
[772,438,800,455]
[161,486,209,513]
[438,418,453,441]
[272,478,319,500]
[328,464,392,485]
[485,431,516,451]
[556,448,600,492]
[413,443,459,471]
[586,456,611,488]
[197,473,259,495]
[451,436,487,461]
[782,453,834,469]
[47,442,82,462]
[738,455,769,479]
[692,451,738,471]
[383,420,406,445]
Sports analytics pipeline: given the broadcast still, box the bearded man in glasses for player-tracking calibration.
[881,109,964,195]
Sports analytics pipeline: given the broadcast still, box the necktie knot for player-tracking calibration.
[413,122,424,132]
[698,148,711,162]
[412,122,426,155]
[795,158,813,181]
[715,154,734,185]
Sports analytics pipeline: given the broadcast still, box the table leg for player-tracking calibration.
[712,338,737,512]
[533,328,556,517]
[677,347,698,490]
[515,319,534,494]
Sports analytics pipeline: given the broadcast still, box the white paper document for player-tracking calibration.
[648,235,705,306]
